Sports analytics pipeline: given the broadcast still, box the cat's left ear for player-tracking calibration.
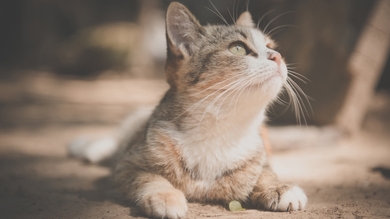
[236,11,255,28]
[166,2,203,57]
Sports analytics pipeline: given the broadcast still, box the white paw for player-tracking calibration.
[277,186,307,211]
[68,136,117,163]
[138,187,188,219]
[68,137,90,158]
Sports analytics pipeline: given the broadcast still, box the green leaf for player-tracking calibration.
[229,200,245,211]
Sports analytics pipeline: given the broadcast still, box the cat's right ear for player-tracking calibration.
[236,11,255,28]
[166,2,203,58]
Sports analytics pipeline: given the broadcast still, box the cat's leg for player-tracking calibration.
[115,165,188,219]
[250,165,307,211]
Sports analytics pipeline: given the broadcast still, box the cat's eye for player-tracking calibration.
[229,42,248,56]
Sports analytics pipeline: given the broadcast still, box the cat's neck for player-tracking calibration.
[172,91,267,181]
[178,90,269,135]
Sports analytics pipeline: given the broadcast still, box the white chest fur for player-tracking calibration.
[179,111,265,182]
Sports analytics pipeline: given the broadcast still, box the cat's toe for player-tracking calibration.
[252,187,280,211]
[138,187,188,219]
[252,185,307,212]
[277,186,307,211]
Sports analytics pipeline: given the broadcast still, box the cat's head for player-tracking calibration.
[165,2,287,103]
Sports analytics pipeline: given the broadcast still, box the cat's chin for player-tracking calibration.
[255,74,284,90]
[248,74,285,101]
[258,63,287,87]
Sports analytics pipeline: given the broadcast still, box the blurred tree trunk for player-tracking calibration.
[335,0,390,134]
[271,0,377,126]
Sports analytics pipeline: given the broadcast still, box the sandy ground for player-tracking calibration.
[0,73,389,219]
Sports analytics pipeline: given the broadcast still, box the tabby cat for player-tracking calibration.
[70,2,307,218]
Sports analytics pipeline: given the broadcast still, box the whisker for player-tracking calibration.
[225,74,263,119]
[277,86,293,109]
[267,89,289,119]
[267,24,297,36]
[273,87,291,110]
[288,70,311,82]
[226,6,235,24]
[257,9,276,29]
[232,76,258,114]
[275,95,289,105]
[214,80,249,121]
[284,81,305,125]
[208,77,249,110]
[286,79,310,125]
[207,0,230,26]
[170,74,247,121]
[194,75,249,115]
[205,7,229,26]
[263,11,295,33]
[197,76,250,128]
[267,29,285,38]
[234,0,240,22]
[205,76,249,114]
[241,0,249,13]
[266,103,278,119]
[286,63,300,67]
[245,0,250,12]
[288,72,307,84]
[190,76,245,104]
[191,73,245,96]
[223,75,255,117]
[286,64,298,67]
[287,78,313,115]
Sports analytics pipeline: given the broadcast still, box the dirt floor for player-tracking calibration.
[0,73,389,219]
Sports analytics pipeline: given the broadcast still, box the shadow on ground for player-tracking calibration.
[0,150,146,219]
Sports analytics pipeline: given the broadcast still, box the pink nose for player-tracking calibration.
[268,51,282,65]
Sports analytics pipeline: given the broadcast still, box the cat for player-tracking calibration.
[69,2,307,218]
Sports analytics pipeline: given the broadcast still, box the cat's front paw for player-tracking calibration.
[137,187,188,219]
[252,185,307,211]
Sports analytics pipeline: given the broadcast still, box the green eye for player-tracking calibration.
[229,42,247,56]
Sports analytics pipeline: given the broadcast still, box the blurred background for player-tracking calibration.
[0,0,389,132]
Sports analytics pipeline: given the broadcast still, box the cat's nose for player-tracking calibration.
[267,51,282,65]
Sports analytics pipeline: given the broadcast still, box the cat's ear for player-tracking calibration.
[236,11,255,28]
[166,2,202,57]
